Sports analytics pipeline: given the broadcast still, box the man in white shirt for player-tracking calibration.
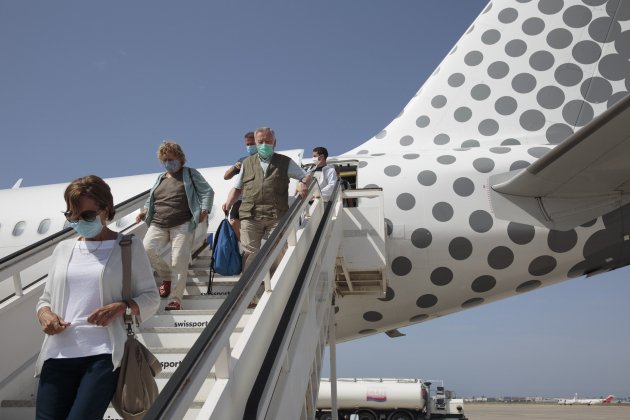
[309,146,338,201]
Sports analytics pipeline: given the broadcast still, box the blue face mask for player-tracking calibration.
[70,218,104,239]
[257,144,273,160]
[246,145,257,155]
[164,160,182,173]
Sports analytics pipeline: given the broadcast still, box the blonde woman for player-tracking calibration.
[136,141,214,310]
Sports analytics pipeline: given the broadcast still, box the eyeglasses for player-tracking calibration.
[63,209,103,223]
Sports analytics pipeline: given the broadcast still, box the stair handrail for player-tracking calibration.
[244,181,342,419]
[145,180,323,420]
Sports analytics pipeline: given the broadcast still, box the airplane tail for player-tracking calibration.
[603,395,614,403]
[347,0,630,155]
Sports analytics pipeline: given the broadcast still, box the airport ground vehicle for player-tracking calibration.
[316,378,467,420]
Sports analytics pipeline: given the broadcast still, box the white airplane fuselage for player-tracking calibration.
[0,141,625,341]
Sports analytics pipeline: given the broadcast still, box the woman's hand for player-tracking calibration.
[87,302,127,326]
[38,308,70,335]
[135,209,147,224]
[199,209,208,222]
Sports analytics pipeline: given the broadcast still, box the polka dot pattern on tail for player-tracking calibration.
[392,256,412,276]
[462,298,484,308]
[431,267,453,286]
[384,165,402,177]
[363,311,383,322]
[378,287,395,302]
[471,275,496,293]
[469,210,493,233]
[400,135,414,146]
[453,177,475,196]
[488,246,514,269]
[473,157,495,173]
[418,170,437,186]
[416,294,438,308]
[411,228,432,249]
[548,229,578,253]
[508,222,535,245]
[433,202,454,222]
[516,280,542,293]
[529,255,558,276]
[449,237,473,260]
[396,193,415,210]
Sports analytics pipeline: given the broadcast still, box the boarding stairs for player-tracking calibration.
[0,181,387,419]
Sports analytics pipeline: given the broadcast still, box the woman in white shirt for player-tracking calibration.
[35,175,159,420]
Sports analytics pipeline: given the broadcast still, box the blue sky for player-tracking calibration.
[2,0,629,398]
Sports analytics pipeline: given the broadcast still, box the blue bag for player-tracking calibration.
[208,217,242,294]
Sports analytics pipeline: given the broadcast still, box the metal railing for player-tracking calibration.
[245,181,342,419]
[0,189,150,303]
[145,180,340,419]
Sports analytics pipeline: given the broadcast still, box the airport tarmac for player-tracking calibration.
[463,403,630,420]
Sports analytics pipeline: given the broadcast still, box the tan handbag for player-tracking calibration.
[112,235,162,419]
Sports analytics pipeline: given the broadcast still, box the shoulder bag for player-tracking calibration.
[112,234,162,419]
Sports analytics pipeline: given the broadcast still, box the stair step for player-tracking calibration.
[157,296,227,310]
[137,327,243,347]
[142,311,252,329]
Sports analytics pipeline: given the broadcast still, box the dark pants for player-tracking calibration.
[36,354,119,420]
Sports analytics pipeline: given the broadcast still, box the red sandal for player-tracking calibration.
[159,280,171,298]
[165,300,181,311]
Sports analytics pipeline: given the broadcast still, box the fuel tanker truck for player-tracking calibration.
[315,378,467,420]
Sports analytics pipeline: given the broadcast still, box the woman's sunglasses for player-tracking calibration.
[63,209,103,224]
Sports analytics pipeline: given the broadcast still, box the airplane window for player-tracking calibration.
[12,221,26,236]
[38,219,51,235]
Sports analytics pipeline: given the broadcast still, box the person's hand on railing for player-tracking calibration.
[135,209,148,224]
[296,175,312,199]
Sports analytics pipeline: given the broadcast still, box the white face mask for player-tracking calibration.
[312,156,320,165]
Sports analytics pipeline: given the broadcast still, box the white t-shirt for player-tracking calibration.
[44,240,116,360]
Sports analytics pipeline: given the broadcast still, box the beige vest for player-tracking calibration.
[239,153,291,220]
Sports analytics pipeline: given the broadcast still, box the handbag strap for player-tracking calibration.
[119,234,135,331]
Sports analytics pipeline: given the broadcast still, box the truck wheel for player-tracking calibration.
[356,409,378,420]
[387,409,416,420]
[316,412,333,420]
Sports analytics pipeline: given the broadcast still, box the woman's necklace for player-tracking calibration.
[78,229,117,254]
[78,239,105,255]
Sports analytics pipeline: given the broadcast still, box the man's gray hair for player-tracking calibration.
[254,127,276,141]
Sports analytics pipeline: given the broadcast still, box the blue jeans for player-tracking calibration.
[36,354,119,420]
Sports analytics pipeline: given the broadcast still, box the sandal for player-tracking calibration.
[165,300,181,311]
[159,280,171,298]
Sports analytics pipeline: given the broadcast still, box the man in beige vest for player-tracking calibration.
[222,127,311,271]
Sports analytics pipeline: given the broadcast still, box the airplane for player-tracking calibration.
[558,393,614,405]
[1,0,630,416]
[2,0,630,341]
